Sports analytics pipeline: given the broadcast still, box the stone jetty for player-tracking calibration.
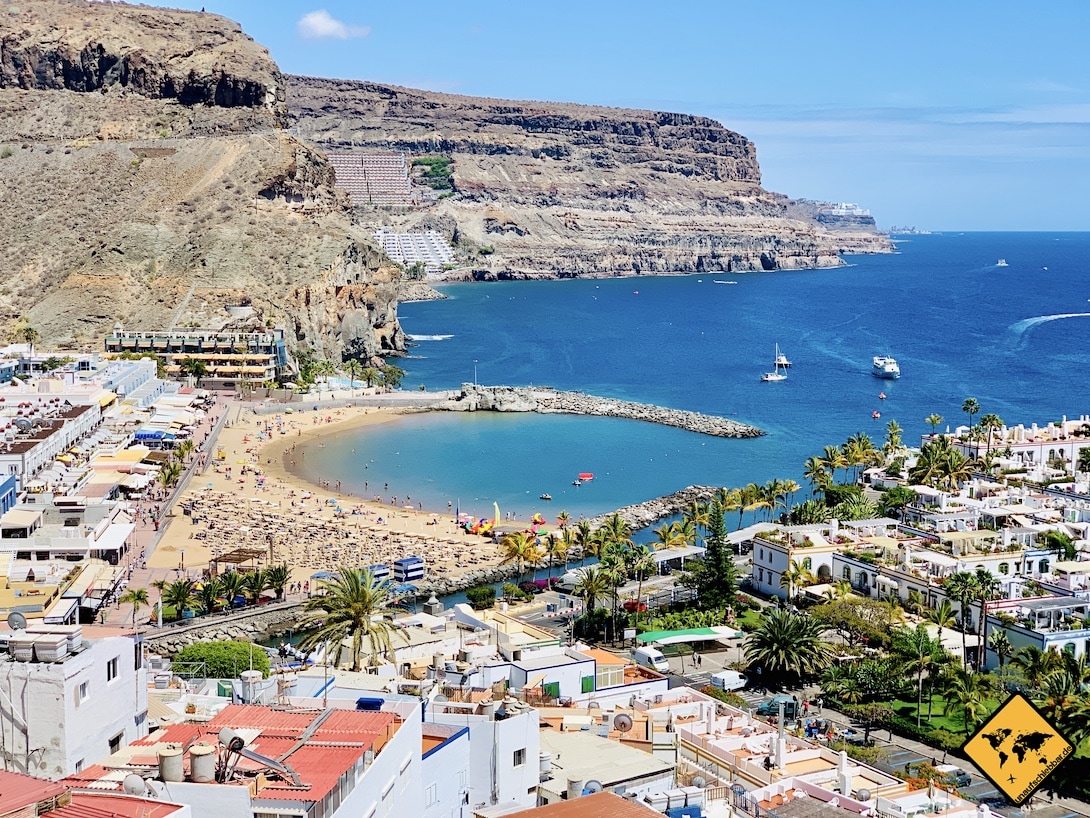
[583,485,720,531]
[445,384,763,438]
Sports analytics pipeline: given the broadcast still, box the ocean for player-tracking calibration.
[292,233,1090,529]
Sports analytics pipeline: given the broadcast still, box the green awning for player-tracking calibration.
[637,626,744,646]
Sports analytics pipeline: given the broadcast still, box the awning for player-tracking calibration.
[44,597,79,624]
[98,392,117,408]
[1,508,43,529]
[637,626,743,645]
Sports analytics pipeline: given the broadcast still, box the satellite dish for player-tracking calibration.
[433,694,448,703]
[692,776,707,789]
[7,612,26,631]
[583,780,603,794]
[122,774,147,796]
[12,418,31,432]
[218,727,245,752]
[856,789,873,802]
[613,713,633,733]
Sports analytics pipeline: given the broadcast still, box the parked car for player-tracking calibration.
[710,670,747,691]
[755,695,798,719]
[623,599,648,612]
[935,765,972,788]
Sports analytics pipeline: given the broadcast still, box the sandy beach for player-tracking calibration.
[148,401,510,589]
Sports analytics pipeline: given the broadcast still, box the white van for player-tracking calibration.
[710,670,748,691]
[632,646,670,673]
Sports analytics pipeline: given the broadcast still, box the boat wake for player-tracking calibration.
[408,334,455,341]
[1008,312,1090,350]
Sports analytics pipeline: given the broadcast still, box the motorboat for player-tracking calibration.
[996,259,1008,267]
[539,493,552,501]
[761,344,788,382]
[872,356,900,379]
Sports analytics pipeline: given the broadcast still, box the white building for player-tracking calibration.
[0,623,147,778]
[422,722,471,818]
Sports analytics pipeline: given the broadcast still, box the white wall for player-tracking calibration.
[0,634,147,778]
[422,727,470,818]
[332,703,424,818]
[428,706,540,813]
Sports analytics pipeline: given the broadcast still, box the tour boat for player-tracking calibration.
[761,344,788,382]
[539,493,552,501]
[996,259,1008,267]
[872,356,901,379]
[774,349,792,368]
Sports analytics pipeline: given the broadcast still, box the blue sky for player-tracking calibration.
[152,1,1090,230]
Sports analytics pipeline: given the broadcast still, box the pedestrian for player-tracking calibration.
[815,696,823,713]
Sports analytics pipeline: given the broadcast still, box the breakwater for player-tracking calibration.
[583,484,719,530]
[445,384,763,438]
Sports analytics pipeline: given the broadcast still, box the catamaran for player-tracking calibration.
[761,345,788,382]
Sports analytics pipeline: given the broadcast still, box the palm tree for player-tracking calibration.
[162,579,197,620]
[988,631,1013,670]
[1010,645,1063,689]
[18,323,39,357]
[555,510,571,530]
[941,665,995,735]
[543,534,568,582]
[298,567,407,672]
[961,397,980,434]
[380,364,405,390]
[498,531,544,584]
[653,522,685,550]
[573,566,612,613]
[884,419,904,458]
[879,486,916,520]
[361,366,380,388]
[925,413,944,437]
[924,599,958,718]
[831,494,879,521]
[803,457,832,496]
[266,564,291,600]
[600,513,634,551]
[119,587,150,627]
[219,571,246,608]
[821,445,849,483]
[574,520,595,562]
[150,578,168,626]
[780,480,801,518]
[779,559,815,601]
[973,568,1000,670]
[943,571,979,670]
[178,357,209,384]
[628,545,657,625]
[978,413,1004,469]
[194,577,224,615]
[893,624,938,727]
[741,482,770,524]
[241,569,269,605]
[744,608,832,682]
[343,359,363,389]
[715,487,742,525]
[822,579,853,601]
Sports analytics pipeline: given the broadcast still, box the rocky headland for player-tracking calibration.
[286,76,893,279]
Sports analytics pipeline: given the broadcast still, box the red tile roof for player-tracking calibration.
[45,794,185,818]
[504,792,662,818]
[208,704,318,734]
[0,768,67,812]
[311,709,396,741]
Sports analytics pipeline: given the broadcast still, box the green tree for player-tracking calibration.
[380,364,405,390]
[892,624,939,727]
[162,579,197,620]
[119,587,149,627]
[941,666,995,734]
[779,559,815,601]
[298,567,408,671]
[361,366,380,388]
[925,413,944,436]
[961,397,980,433]
[242,569,270,604]
[573,566,612,614]
[498,531,544,584]
[18,323,39,358]
[219,571,246,607]
[1010,645,1063,689]
[465,585,497,610]
[265,564,290,600]
[627,545,657,626]
[178,357,209,383]
[943,571,979,670]
[343,359,363,389]
[173,640,270,678]
[988,631,1013,670]
[743,608,832,683]
[879,486,916,520]
[194,577,224,615]
[973,568,1000,670]
[803,456,833,496]
[978,413,1004,468]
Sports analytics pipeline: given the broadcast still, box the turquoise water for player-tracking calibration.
[293,233,1090,524]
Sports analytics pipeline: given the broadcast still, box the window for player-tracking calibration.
[1039,559,1050,573]
[107,657,119,682]
[998,563,1009,575]
[74,759,84,773]
[843,567,851,580]
[425,784,437,806]
[513,748,526,767]
[581,675,595,693]
[77,681,89,704]
[802,557,812,570]
[109,732,123,754]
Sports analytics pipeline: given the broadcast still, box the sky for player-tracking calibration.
[148,0,1090,230]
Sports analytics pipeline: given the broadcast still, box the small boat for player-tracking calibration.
[572,480,582,487]
[578,472,595,481]
[539,493,552,501]
[996,259,1008,267]
[872,356,900,379]
[872,410,882,419]
[761,344,788,382]
[714,280,738,284]
[878,392,886,400]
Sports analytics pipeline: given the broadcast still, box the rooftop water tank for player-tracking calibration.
[159,747,184,782]
[9,634,36,662]
[34,634,67,662]
[189,743,216,783]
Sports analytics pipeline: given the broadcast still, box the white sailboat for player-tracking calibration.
[761,345,788,382]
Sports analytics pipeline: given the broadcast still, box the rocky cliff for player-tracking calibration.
[286,76,892,278]
[0,1,402,361]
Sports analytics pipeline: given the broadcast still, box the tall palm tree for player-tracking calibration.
[803,457,832,497]
[924,599,958,718]
[893,624,939,727]
[973,568,1000,670]
[988,631,1013,670]
[941,665,995,735]
[574,520,595,563]
[925,413,944,436]
[943,572,979,670]
[178,357,209,384]
[961,397,980,434]
[298,567,407,672]
[219,571,246,608]
[544,534,568,581]
[573,566,612,613]
[265,564,291,600]
[821,445,849,483]
[628,545,657,626]
[343,359,363,389]
[681,501,710,535]
[741,482,770,524]
[780,480,802,518]
[653,521,685,550]
[978,413,1004,469]
[555,510,571,529]
[361,366,380,388]
[884,419,904,457]
[119,587,150,627]
[18,323,39,358]
[600,513,634,551]
[744,608,832,682]
[498,531,543,583]
[715,487,742,525]
[1010,645,1063,689]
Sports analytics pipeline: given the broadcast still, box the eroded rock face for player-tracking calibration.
[0,0,285,118]
[0,2,401,362]
[286,76,893,277]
